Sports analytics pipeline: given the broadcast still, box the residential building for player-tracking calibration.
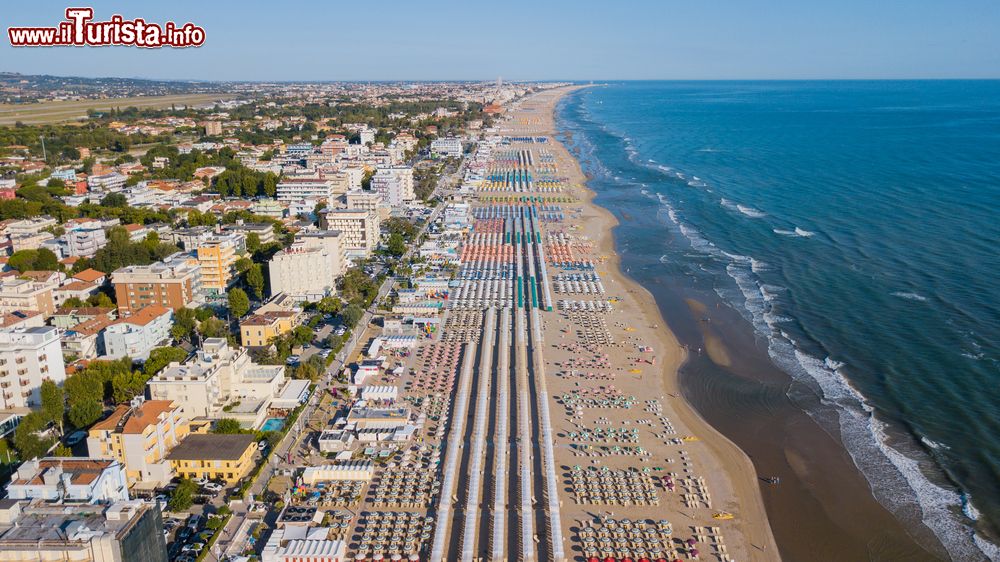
[60,316,113,360]
[50,306,115,329]
[6,458,129,503]
[200,120,223,135]
[0,500,168,562]
[166,434,257,483]
[111,252,202,314]
[0,326,65,409]
[102,305,173,361]
[267,231,344,301]
[240,311,298,347]
[430,137,463,158]
[195,235,240,295]
[52,280,99,307]
[9,231,54,253]
[0,311,43,331]
[87,398,189,487]
[370,166,415,207]
[147,338,286,429]
[0,277,57,318]
[221,221,276,245]
[65,227,107,258]
[320,209,380,259]
[86,172,127,191]
[345,190,382,212]
[276,178,335,202]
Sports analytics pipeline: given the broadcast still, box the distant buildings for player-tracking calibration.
[87,398,189,486]
[86,172,127,192]
[430,137,463,158]
[320,209,381,259]
[6,458,129,503]
[0,326,65,409]
[111,252,202,314]
[102,305,173,360]
[0,500,168,562]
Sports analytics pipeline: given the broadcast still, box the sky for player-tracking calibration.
[1,0,999,81]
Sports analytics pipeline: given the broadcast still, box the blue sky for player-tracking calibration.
[2,0,998,81]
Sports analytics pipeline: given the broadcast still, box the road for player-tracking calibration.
[211,154,463,561]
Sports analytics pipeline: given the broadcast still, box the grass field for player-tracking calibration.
[0,93,236,126]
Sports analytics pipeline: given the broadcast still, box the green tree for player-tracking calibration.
[111,371,147,404]
[87,292,115,308]
[52,444,74,457]
[316,296,342,315]
[213,418,244,434]
[386,232,406,257]
[39,380,65,432]
[13,412,53,460]
[144,347,188,376]
[172,307,197,341]
[342,304,364,328]
[168,478,197,512]
[246,263,265,300]
[68,400,103,429]
[246,232,261,253]
[199,316,227,338]
[234,257,253,275]
[99,192,128,207]
[228,288,250,318]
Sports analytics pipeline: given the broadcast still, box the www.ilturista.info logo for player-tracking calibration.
[8,8,205,48]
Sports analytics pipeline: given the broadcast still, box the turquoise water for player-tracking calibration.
[557,81,1000,560]
[261,417,285,432]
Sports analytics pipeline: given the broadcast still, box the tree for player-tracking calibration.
[172,307,197,340]
[199,316,227,338]
[111,371,147,404]
[342,304,364,328]
[39,380,65,432]
[246,264,265,300]
[234,257,252,275]
[168,478,197,512]
[13,412,53,460]
[52,444,74,457]
[68,400,104,429]
[87,292,114,308]
[246,232,261,253]
[316,296,342,315]
[8,248,60,273]
[228,288,250,319]
[144,347,188,376]
[386,232,406,257]
[213,418,244,434]
[99,192,128,207]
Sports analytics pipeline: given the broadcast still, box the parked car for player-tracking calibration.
[65,430,87,446]
[285,355,301,365]
[202,482,224,493]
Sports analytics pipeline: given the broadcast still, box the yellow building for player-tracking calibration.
[194,235,239,295]
[240,310,298,347]
[86,399,189,486]
[167,433,257,483]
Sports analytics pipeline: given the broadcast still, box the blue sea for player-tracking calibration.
[556,81,1000,560]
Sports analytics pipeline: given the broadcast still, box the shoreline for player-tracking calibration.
[547,85,949,561]
[520,85,780,561]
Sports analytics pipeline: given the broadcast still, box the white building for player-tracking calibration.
[262,528,347,562]
[147,338,287,429]
[430,137,463,158]
[276,178,335,202]
[65,227,106,258]
[102,305,173,361]
[370,166,415,207]
[321,209,380,259]
[268,244,339,302]
[0,326,66,409]
[86,173,127,192]
[6,458,129,503]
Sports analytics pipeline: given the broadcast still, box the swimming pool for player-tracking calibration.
[260,418,285,432]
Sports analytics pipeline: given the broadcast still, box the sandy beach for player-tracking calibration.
[500,86,780,561]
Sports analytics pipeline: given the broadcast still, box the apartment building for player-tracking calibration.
[276,177,335,202]
[268,230,345,301]
[86,172,127,191]
[111,252,202,314]
[345,189,382,212]
[221,221,276,245]
[102,305,173,361]
[240,311,299,347]
[87,398,189,486]
[65,226,107,258]
[0,326,66,409]
[0,278,57,318]
[370,166,415,207]
[166,434,257,484]
[0,500,168,562]
[430,137,463,158]
[194,234,240,295]
[6,458,129,503]
[147,338,286,429]
[320,209,380,259]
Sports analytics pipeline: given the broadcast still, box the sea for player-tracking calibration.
[555,81,1000,560]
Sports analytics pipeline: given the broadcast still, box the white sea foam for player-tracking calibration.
[737,204,767,218]
[794,227,815,237]
[891,291,928,302]
[824,357,845,370]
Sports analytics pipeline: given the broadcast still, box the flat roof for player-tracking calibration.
[167,434,255,461]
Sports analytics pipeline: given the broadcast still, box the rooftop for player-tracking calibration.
[166,434,256,461]
[90,400,179,434]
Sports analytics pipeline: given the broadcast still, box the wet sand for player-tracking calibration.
[542,86,947,561]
